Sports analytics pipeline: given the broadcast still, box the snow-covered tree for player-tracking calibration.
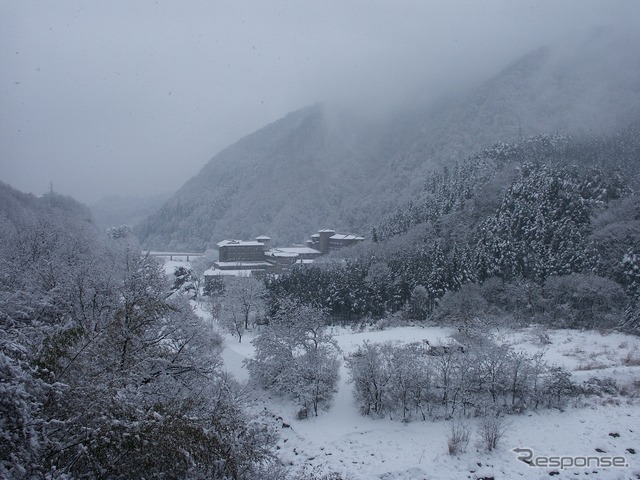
[246,300,340,417]
[0,194,280,478]
[475,162,603,283]
[621,250,640,332]
[190,248,218,301]
[219,296,247,342]
[170,265,197,297]
[407,285,430,321]
[223,274,266,330]
[346,342,394,417]
[346,334,573,421]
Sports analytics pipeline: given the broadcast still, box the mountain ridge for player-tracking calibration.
[136,30,640,251]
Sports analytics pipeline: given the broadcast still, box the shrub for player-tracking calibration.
[477,413,510,452]
[447,420,471,455]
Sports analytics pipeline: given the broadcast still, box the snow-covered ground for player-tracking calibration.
[178,259,640,479]
[211,319,640,480]
[161,258,191,276]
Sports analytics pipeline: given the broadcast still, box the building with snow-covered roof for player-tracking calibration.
[267,246,322,259]
[329,233,365,251]
[306,229,365,254]
[214,230,361,272]
[216,239,266,264]
[264,246,322,272]
[254,235,272,249]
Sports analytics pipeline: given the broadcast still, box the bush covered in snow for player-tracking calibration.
[246,300,341,417]
[346,333,576,421]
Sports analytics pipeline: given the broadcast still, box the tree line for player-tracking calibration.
[346,335,575,422]
[265,129,640,332]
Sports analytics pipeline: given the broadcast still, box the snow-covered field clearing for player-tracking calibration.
[167,260,640,479]
[211,320,640,480]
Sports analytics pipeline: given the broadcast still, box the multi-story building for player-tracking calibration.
[215,239,272,270]
[214,230,363,273]
[217,239,266,262]
[263,246,322,272]
[306,229,365,254]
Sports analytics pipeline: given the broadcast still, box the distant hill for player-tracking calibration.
[136,29,640,251]
[0,181,94,228]
[91,192,171,231]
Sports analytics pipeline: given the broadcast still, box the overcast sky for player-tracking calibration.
[1,1,639,204]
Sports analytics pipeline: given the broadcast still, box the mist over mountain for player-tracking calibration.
[389,29,640,194]
[0,181,94,228]
[91,192,172,231]
[136,30,640,251]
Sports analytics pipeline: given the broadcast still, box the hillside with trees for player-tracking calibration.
[0,183,281,479]
[135,30,640,251]
[265,123,640,333]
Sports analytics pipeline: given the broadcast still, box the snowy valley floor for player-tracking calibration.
[166,253,640,480]
[211,318,640,480]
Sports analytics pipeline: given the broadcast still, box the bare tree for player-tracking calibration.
[223,274,266,330]
[346,342,394,417]
[477,413,510,452]
[220,297,246,343]
[447,420,471,455]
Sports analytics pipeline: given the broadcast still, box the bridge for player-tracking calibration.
[142,251,205,261]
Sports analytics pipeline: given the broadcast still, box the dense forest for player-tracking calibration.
[265,125,640,333]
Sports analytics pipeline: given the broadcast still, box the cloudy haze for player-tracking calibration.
[1,0,639,204]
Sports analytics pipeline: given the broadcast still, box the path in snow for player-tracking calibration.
[219,342,250,382]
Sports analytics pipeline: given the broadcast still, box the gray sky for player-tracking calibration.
[1,1,639,204]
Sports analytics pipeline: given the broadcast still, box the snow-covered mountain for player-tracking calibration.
[136,30,640,251]
[0,181,94,227]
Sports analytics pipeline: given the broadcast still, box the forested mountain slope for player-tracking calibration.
[267,124,640,331]
[0,181,94,228]
[136,30,640,251]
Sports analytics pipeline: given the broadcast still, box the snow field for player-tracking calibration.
[177,252,640,480]
[209,319,640,479]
